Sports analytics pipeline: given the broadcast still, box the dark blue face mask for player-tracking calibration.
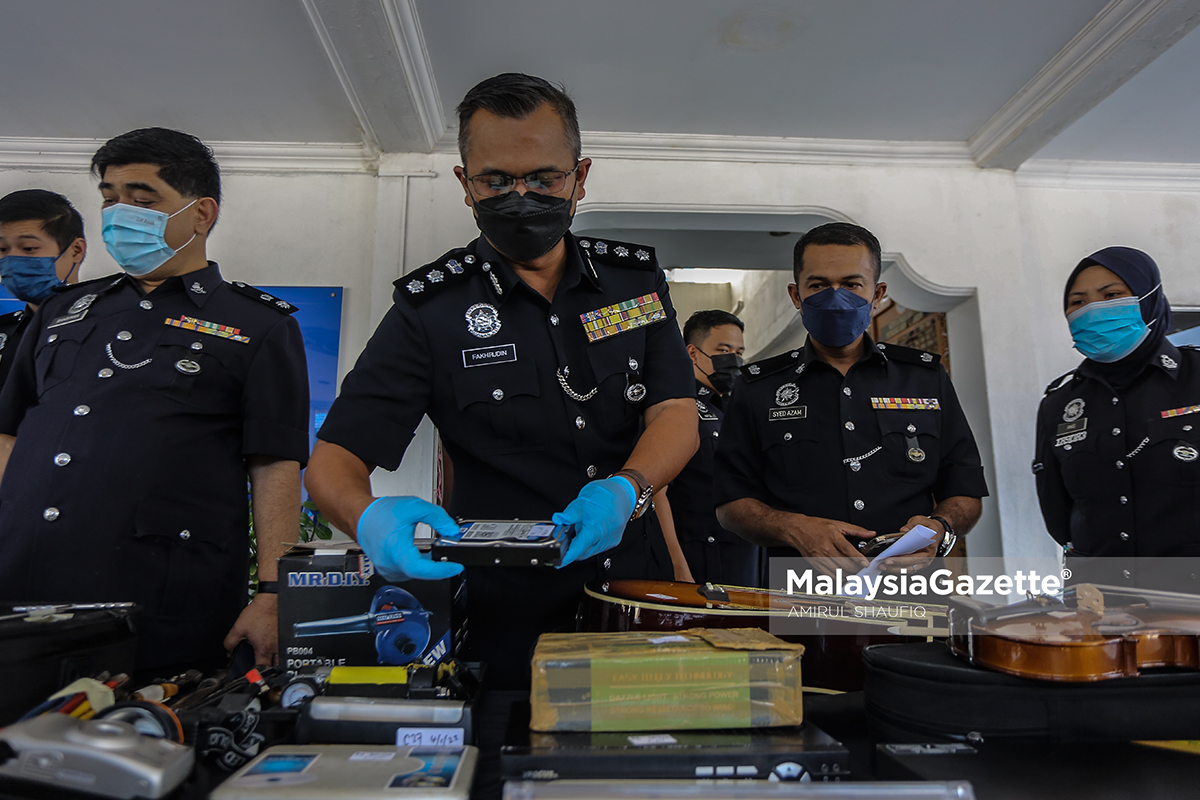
[0,249,75,305]
[800,287,874,347]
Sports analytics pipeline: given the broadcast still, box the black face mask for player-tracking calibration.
[472,190,574,262]
[703,352,743,395]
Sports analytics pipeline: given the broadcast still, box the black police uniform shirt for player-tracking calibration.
[669,379,763,587]
[0,306,33,390]
[713,335,988,561]
[318,233,695,687]
[0,263,310,670]
[1034,341,1200,559]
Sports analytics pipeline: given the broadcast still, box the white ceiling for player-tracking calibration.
[418,0,1108,141]
[2,0,1200,167]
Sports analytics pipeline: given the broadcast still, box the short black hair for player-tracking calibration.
[683,309,745,347]
[0,189,84,251]
[91,127,221,206]
[793,222,881,284]
[456,73,581,166]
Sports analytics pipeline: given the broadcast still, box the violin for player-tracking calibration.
[949,584,1200,681]
[580,579,947,691]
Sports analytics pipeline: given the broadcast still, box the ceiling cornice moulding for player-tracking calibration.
[0,138,376,175]
[1017,159,1200,192]
[434,129,975,167]
[969,0,1200,169]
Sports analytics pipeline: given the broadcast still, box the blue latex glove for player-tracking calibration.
[553,477,637,567]
[357,496,464,581]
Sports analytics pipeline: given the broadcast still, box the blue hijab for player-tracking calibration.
[1064,246,1172,385]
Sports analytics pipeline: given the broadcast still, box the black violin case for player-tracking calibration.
[862,641,1200,743]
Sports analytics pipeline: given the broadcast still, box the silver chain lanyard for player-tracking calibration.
[556,368,597,402]
[105,342,153,370]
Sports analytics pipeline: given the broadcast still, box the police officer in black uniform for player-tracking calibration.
[0,129,310,674]
[663,309,763,586]
[1035,246,1200,589]
[306,74,698,689]
[714,223,987,571]
[0,190,88,389]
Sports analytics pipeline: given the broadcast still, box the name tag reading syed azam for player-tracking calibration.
[581,293,666,343]
[462,343,517,368]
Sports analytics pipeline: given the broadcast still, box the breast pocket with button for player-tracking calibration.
[152,327,240,411]
[1146,415,1200,487]
[758,416,819,491]
[450,359,546,455]
[876,409,942,483]
[584,330,646,432]
[34,320,96,397]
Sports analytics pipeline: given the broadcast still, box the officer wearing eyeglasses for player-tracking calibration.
[306,73,698,688]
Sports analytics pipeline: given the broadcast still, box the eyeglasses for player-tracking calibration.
[464,164,580,197]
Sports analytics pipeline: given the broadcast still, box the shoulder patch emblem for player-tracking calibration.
[230,281,297,314]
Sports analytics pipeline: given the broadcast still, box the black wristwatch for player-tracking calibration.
[611,468,655,521]
[255,581,279,595]
[928,516,957,557]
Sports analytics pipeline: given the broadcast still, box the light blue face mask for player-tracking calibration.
[101,200,197,277]
[1067,288,1157,363]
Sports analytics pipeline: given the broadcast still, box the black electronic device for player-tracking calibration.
[0,713,193,800]
[432,521,572,568]
[501,703,850,782]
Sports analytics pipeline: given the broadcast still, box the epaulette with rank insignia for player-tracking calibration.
[739,350,802,382]
[576,237,656,271]
[1043,369,1079,396]
[229,281,298,314]
[0,309,24,324]
[876,341,941,368]
[396,247,480,307]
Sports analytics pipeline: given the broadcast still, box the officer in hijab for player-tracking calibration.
[1034,247,1200,587]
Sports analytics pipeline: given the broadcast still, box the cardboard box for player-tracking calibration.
[530,629,803,732]
[278,542,463,671]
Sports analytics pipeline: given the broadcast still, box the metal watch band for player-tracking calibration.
[611,468,655,521]
[928,515,957,557]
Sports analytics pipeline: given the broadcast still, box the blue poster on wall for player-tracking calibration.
[0,284,343,454]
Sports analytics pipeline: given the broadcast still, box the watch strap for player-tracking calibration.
[255,581,279,595]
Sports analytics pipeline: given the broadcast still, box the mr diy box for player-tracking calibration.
[278,542,464,671]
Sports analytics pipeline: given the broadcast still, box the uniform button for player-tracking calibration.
[1119,532,1130,541]
[850,461,861,472]
[854,499,865,511]
[1119,496,1128,504]
[1116,460,1124,469]
[43,507,60,521]
[47,334,58,343]
[1112,428,1121,436]
[139,300,153,310]
[1122,569,1131,579]
[1112,397,1119,405]
[492,388,504,401]
[712,430,719,438]
[791,351,799,358]
[179,530,191,540]
[707,536,716,544]
[783,432,792,441]
[73,405,90,416]
[53,453,71,467]
[603,558,612,570]
[576,416,586,430]
[191,342,203,351]
[1185,425,1194,432]
[586,465,597,478]
[843,387,852,396]
[628,358,639,371]
[98,368,114,378]
[550,314,559,326]
[1064,445,1072,451]
[117,331,132,341]
[907,424,917,433]
[844,421,855,431]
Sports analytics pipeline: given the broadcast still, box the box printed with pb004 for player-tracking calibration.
[530,629,804,732]
[277,542,464,671]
